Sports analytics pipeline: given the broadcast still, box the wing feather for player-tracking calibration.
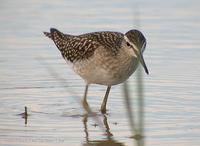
[44,28,100,62]
[44,28,124,62]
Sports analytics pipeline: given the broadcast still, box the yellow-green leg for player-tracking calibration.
[83,84,89,110]
[101,86,111,114]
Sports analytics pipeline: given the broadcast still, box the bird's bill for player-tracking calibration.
[138,52,149,74]
[130,40,148,74]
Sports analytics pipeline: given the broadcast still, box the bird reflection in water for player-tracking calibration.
[81,87,145,146]
[82,114,125,146]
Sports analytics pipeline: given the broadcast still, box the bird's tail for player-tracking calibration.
[43,31,52,39]
[43,28,66,51]
[43,28,65,40]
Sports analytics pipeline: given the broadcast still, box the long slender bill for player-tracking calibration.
[136,51,149,74]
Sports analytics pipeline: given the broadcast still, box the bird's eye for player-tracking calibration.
[126,42,131,47]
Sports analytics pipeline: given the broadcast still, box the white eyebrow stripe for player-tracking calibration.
[124,35,139,51]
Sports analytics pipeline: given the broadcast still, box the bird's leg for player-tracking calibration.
[83,84,89,110]
[101,86,111,114]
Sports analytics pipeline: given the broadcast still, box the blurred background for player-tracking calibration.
[0,0,200,146]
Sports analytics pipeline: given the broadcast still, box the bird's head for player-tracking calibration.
[124,29,149,74]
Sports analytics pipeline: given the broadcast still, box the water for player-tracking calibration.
[0,0,200,146]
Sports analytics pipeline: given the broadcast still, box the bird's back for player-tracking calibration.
[44,28,124,62]
[78,31,124,53]
[44,28,99,62]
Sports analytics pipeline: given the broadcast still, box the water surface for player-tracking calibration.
[0,0,200,146]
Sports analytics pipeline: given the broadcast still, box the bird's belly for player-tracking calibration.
[72,56,139,85]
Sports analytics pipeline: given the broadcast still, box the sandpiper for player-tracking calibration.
[44,28,148,114]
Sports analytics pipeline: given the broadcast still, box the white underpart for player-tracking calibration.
[71,45,139,86]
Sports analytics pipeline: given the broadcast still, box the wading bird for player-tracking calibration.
[44,28,148,114]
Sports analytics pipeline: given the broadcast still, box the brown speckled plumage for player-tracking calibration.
[78,31,124,55]
[44,29,99,62]
[44,28,124,62]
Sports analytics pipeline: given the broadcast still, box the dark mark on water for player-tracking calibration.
[18,106,28,125]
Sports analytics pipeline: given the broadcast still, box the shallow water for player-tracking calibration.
[0,0,200,146]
